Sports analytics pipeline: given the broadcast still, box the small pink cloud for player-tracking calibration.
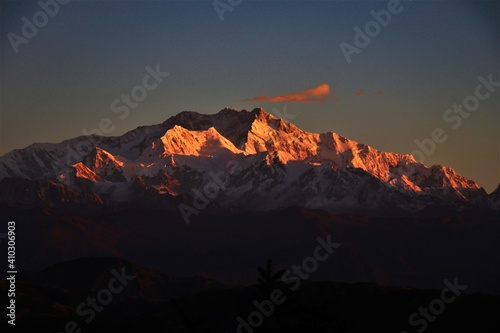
[242,84,333,103]
[356,89,364,96]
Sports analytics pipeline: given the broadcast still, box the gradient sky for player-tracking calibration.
[1,0,499,192]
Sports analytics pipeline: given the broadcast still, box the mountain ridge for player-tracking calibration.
[0,108,494,212]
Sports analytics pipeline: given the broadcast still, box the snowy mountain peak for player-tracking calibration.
[0,107,493,212]
[156,125,243,157]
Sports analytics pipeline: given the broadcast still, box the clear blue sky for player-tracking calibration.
[1,0,499,191]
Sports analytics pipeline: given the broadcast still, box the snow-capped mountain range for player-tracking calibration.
[0,108,497,212]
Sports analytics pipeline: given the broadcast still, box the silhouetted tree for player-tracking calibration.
[256,259,286,296]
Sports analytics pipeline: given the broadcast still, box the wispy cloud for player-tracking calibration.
[242,84,332,103]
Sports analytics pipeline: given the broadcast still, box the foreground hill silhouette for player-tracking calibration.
[6,257,500,333]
